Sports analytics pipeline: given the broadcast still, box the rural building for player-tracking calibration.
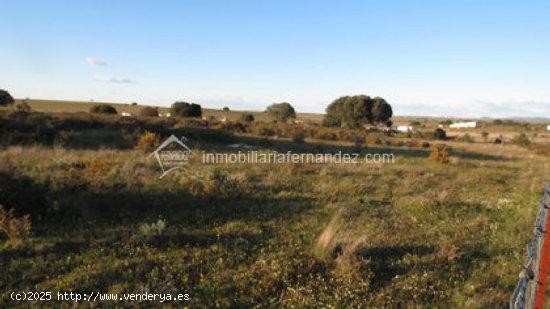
[121,112,133,117]
[397,125,414,133]
[450,121,476,129]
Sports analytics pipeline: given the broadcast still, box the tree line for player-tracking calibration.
[0,89,393,128]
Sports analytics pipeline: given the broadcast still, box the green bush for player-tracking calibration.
[90,104,117,115]
[240,113,255,123]
[266,102,296,122]
[323,95,392,128]
[434,128,446,140]
[457,133,474,143]
[292,132,306,143]
[511,133,531,147]
[0,89,15,106]
[139,106,159,117]
[133,219,167,244]
[171,101,202,117]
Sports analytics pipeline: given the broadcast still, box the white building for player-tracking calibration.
[450,121,476,129]
[121,112,133,117]
[397,125,414,133]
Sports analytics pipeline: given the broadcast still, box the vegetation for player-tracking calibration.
[435,128,447,140]
[429,143,451,163]
[172,101,202,118]
[0,90,15,108]
[14,100,32,113]
[0,89,15,106]
[323,95,392,128]
[1,104,550,307]
[139,106,159,117]
[90,104,118,115]
[237,113,253,123]
[266,102,296,122]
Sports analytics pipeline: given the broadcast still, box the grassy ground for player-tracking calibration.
[1,110,549,307]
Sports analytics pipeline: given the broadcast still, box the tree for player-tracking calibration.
[171,101,202,117]
[434,128,446,140]
[90,104,117,114]
[0,89,15,106]
[266,102,296,122]
[240,113,255,123]
[323,95,392,128]
[139,106,159,117]
[223,106,230,112]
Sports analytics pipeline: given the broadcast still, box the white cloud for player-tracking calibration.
[85,57,108,66]
[394,100,550,118]
[93,75,135,83]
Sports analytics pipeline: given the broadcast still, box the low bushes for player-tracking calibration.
[135,131,160,152]
[90,104,117,115]
[139,106,159,117]
[0,206,31,240]
[429,144,452,163]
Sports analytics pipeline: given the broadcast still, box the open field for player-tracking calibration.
[1,107,550,307]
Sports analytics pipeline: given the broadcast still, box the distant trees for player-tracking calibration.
[223,106,230,112]
[323,95,393,128]
[139,106,159,117]
[266,102,296,122]
[90,104,117,114]
[171,101,202,117]
[0,89,15,106]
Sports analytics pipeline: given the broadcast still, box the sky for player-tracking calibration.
[1,0,550,117]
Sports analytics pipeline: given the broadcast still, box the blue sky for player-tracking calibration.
[1,0,550,117]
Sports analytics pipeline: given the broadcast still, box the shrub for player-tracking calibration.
[223,106,230,111]
[511,133,531,147]
[135,131,160,151]
[0,206,31,240]
[139,106,159,117]
[240,113,255,123]
[439,120,452,126]
[457,133,474,143]
[292,132,306,143]
[257,127,276,137]
[266,102,296,122]
[429,144,451,163]
[366,135,383,145]
[434,128,446,140]
[0,89,15,106]
[324,95,392,128]
[481,131,489,141]
[421,142,431,148]
[180,170,245,200]
[494,137,503,144]
[14,101,32,113]
[131,102,138,106]
[133,219,167,244]
[0,172,49,216]
[171,101,202,117]
[90,104,117,115]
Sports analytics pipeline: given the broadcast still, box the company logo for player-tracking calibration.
[149,134,191,178]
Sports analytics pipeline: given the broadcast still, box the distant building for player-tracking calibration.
[450,121,476,129]
[121,112,133,117]
[397,125,414,133]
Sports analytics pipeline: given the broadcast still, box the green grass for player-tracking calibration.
[1,110,549,307]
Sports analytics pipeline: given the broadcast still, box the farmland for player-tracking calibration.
[1,101,550,307]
